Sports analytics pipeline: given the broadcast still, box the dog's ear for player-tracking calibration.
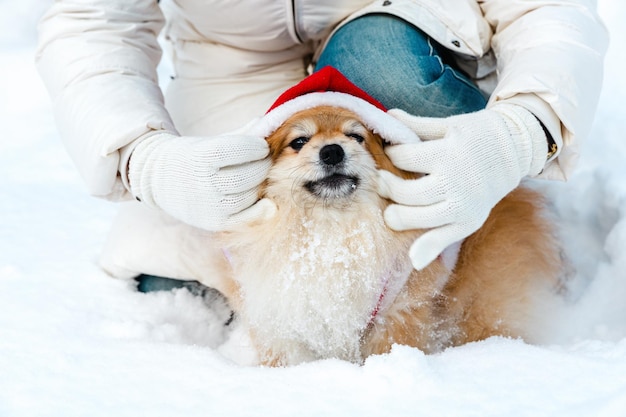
[259,130,282,199]
[367,133,420,180]
[265,124,290,162]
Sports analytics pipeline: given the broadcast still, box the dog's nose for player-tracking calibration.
[319,144,345,166]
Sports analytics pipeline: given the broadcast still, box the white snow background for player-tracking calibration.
[1,1,626,416]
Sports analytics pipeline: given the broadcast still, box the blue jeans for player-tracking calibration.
[315,14,487,117]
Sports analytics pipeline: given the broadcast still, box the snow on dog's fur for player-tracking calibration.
[215,106,562,366]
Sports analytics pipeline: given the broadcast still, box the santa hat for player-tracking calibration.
[249,66,420,144]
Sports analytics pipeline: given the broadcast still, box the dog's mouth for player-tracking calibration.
[304,173,359,199]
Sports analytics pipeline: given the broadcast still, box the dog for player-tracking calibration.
[216,105,562,366]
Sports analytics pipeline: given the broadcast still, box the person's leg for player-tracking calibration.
[136,275,235,325]
[136,274,191,293]
[316,14,487,117]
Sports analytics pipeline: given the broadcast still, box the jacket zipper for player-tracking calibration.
[291,0,303,43]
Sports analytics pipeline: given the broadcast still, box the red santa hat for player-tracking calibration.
[249,66,420,144]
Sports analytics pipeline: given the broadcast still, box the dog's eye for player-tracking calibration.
[346,133,365,143]
[289,137,309,151]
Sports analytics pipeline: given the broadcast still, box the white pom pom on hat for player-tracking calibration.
[249,66,420,145]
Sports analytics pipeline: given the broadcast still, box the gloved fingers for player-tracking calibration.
[201,135,269,168]
[377,170,444,206]
[224,198,278,228]
[408,225,464,270]
[213,158,272,194]
[213,188,262,218]
[384,140,444,173]
[383,201,453,231]
[388,109,448,141]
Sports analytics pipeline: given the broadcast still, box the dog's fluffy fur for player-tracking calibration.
[216,106,561,366]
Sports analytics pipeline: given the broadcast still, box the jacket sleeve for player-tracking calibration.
[36,0,178,199]
[479,0,608,180]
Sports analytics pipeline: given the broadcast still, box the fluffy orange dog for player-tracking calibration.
[216,103,562,366]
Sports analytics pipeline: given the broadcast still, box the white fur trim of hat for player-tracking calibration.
[248,66,421,145]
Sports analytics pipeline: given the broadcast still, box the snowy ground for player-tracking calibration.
[1,2,626,416]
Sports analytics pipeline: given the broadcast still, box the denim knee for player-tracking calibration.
[316,14,487,117]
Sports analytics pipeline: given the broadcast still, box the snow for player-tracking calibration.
[1,1,626,416]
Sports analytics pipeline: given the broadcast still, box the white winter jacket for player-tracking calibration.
[36,0,608,283]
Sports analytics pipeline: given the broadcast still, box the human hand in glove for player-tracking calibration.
[126,129,276,231]
[377,103,549,270]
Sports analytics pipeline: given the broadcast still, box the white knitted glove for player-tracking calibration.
[378,104,548,270]
[127,131,275,231]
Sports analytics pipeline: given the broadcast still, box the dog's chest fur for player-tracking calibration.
[221,203,419,365]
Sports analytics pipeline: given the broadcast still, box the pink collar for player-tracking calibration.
[367,275,390,327]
